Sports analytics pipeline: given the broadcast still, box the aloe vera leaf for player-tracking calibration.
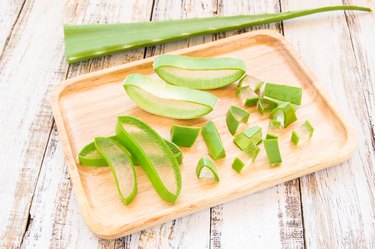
[232,157,246,174]
[64,6,371,63]
[238,74,264,93]
[196,157,220,181]
[116,116,181,203]
[123,74,217,119]
[170,125,200,147]
[236,86,260,106]
[270,102,297,128]
[264,138,282,165]
[291,120,314,145]
[264,83,302,105]
[202,121,226,160]
[233,125,262,150]
[94,137,137,205]
[78,136,182,166]
[226,105,250,135]
[153,54,246,90]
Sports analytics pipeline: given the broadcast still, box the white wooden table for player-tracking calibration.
[1,0,374,248]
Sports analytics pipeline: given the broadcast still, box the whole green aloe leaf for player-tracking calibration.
[64,5,370,63]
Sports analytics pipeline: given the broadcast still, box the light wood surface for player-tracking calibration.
[50,30,357,239]
[1,0,374,248]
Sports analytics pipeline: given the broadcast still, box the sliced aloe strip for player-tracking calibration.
[233,125,262,150]
[116,116,181,203]
[291,120,314,145]
[257,97,278,115]
[266,133,278,140]
[264,83,302,106]
[170,125,200,147]
[236,85,260,106]
[123,74,217,119]
[196,157,220,181]
[226,106,250,135]
[264,138,282,165]
[244,142,260,162]
[238,74,264,93]
[232,157,246,174]
[202,121,226,160]
[270,102,297,128]
[78,137,182,166]
[154,54,246,90]
[64,6,371,63]
[94,137,137,205]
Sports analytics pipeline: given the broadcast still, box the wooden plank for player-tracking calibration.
[0,0,25,56]
[210,1,304,248]
[19,0,154,248]
[280,0,375,247]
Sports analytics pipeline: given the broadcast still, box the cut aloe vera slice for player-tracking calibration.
[264,83,302,106]
[232,157,246,173]
[266,133,278,140]
[123,74,217,119]
[264,138,282,165]
[153,54,246,90]
[202,121,226,160]
[78,137,182,166]
[257,97,278,115]
[170,125,200,147]
[94,137,137,205]
[226,106,250,135]
[116,116,181,203]
[238,74,264,93]
[291,120,314,145]
[244,142,260,162]
[233,125,262,150]
[270,102,297,128]
[196,157,219,181]
[236,86,260,106]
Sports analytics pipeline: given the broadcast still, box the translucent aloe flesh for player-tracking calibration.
[234,126,262,150]
[170,125,200,147]
[291,120,314,145]
[196,157,219,181]
[115,116,181,203]
[64,6,371,63]
[123,74,217,119]
[226,105,250,135]
[238,74,264,93]
[154,54,246,89]
[244,142,260,162]
[236,86,260,106]
[94,137,137,205]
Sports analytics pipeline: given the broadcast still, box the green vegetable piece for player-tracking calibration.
[266,133,278,139]
[64,6,371,63]
[123,74,217,119]
[94,137,137,205]
[170,125,200,147]
[226,105,250,135]
[270,102,297,128]
[264,83,303,106]
[264,139,282,165]
[257,98,278,115]
[233,125,262,150]
[291,120,314,145]
[116,116,181,203]
[154,54,246,90]
[238,74,264,93]
[202,121,226,160]
[232,157,246,173]
[244,142,260,162]
[269,119,282,129]
[78,136,182,166]
[196,157,220,181]
[236,86,260,106]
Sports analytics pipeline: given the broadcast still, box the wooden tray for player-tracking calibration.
[50,30,357,239]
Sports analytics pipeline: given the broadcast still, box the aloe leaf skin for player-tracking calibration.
[170,125,200,147]
[116,116,182,203]
[64,6,371,63]
[232,157,246,174]
[291,120,314,145]
[154,54,246,90]
[196,157,220,181]
[264,83,302,105]
[233,126,262,150]
[226,105,250,135]
[270,102,297,128]
[123,74,218,119]
[94,137,137,205]
[164,139,183,164]
[244,142,260,162]
[202,121,226,160]
[238,74,264,93]
[264,138,282,165]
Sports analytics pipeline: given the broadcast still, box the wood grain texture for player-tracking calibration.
[50,30,357,240]
[280,0,375,248]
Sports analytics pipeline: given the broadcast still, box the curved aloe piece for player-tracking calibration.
[115,116,181,203]
[238,74,264,93]
[196,157,219,181]
[94,137,137,205]
[226,106,250,135]
[264,138,282,166]
[291,120,314,145]
[264,83,302,105]
[64,6,371,63]
[164,140,183,164]
[234,125,262,150]
[202,121,226,160]
[154,54,246,89]
[270,102,297,128]
[123,74,217,119]
[170,125,200,147]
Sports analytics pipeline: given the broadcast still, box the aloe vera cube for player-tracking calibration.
[270,102,297,128]
[243,142,260,162]
[238,74,264,93]
[170,125,200,147]
[202,121,226,160]
[232,157,246,173]
[233,126,262,150]
[236,86,260,106]
[291,120,314,145]
[257,98,278,114]
[264,138,282,165]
